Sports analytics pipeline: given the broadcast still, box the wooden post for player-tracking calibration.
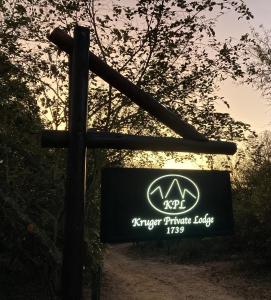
[62,26,89,300]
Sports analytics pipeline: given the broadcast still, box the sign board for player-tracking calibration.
[101,168,233,243]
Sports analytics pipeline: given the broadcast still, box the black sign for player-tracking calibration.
[101,168,233,243]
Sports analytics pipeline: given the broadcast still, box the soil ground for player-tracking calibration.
[99,243,271,300]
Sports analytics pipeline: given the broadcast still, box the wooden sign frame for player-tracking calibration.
[41,26,237,300]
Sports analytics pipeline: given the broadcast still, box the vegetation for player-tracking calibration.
[245,26,271,100]
[1,0,271,299]
[0,54,65,298]
[234,131,271,258]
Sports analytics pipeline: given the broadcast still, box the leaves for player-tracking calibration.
[244,27,271,100]
[0,53,65,296]
[232,132,271,256]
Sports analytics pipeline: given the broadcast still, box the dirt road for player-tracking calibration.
[100,244,247,300]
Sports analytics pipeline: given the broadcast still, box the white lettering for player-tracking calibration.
[131,218,162,230]
[179,199,186,209]
[164,200,172,210]
[163,216,192,226]
[166,226,185,234]
[193,213,214,227]
[132,218,141,227]
[163,199,186,210]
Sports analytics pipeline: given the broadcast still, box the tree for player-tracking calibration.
[245,26,271,100]
[0,53,65,298]
[0,0,253,139]
[232,131,271,257]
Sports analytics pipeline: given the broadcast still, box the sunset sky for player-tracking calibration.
[215,0,271,133]
[166,1,271,169]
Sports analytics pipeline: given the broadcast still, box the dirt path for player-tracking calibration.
[100,244,245,300]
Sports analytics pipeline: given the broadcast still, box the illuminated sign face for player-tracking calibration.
[101,168,233,243]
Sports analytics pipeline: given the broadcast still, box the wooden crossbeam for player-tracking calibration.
[41,130,237,155]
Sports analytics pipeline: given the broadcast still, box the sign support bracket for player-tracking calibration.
[40,25,238,300]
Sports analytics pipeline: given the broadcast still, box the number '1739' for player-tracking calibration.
[166,226,184,234]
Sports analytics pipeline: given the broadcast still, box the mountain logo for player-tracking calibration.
[146,174,200,215]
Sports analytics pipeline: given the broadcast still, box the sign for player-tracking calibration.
[101,168,233,243]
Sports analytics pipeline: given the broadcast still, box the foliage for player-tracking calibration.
[87,1,252,139]
[0,0,254,175]
[233,131,271,257]
[245,26,271,100]
[0,53,65,299]
[0,0,253,138]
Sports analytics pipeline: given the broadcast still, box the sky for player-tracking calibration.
[215,0,271,133]
[166,1,271,169]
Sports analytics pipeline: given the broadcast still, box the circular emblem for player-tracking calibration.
[147,174,200,215]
